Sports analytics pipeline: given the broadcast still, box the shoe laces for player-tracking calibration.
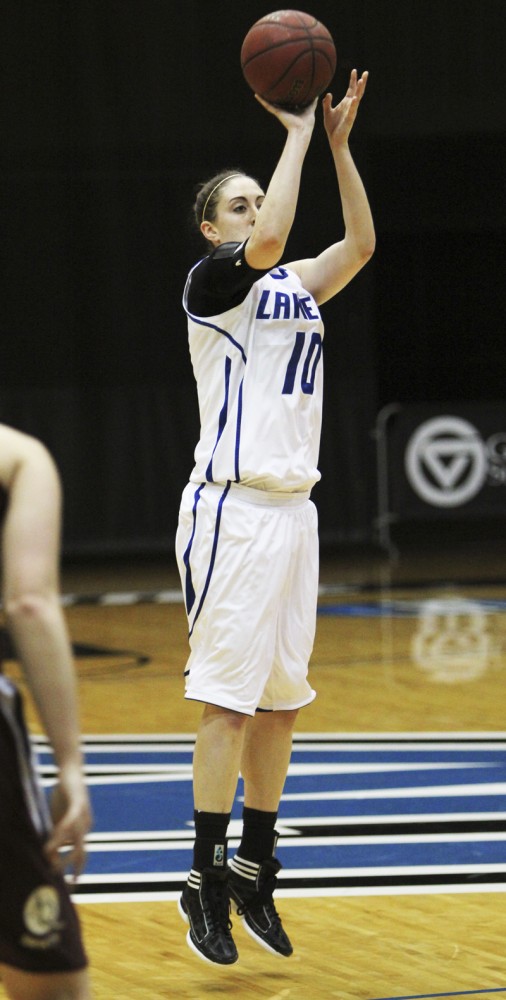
[237,863,282,924]
[203,870,233,932]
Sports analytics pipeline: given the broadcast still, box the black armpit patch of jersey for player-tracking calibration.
[213,241,243,261]
[187,240,265,316]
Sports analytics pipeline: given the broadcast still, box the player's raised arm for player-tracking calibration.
[289,69,376,305]
[240,10,335,273]
[243,97,317,271]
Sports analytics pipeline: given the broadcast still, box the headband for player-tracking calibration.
[201,173,243,224]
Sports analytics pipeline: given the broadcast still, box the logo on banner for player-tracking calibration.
[405,416,487,507]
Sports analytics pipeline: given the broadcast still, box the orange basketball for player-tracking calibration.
[241,9,336,109]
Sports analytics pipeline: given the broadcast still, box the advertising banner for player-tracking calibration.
[377,402,506,525]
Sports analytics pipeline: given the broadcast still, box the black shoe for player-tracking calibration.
[228,855,293,957]
[178,867,238,965]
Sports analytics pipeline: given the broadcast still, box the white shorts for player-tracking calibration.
[176,481,318,716]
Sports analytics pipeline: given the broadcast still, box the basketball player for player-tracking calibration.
[0,424,92,999]
[176,70,375,965]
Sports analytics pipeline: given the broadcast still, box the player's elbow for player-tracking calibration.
[245,231,285,270]
[5,591,57,631]
[358,231,376,263]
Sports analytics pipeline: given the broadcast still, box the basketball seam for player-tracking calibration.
[243,50,335,105]
[241,38,334,69]
[262,52,315,103]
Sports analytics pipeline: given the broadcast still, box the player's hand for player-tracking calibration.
[44,767,92,882]
[323,69,368,146]
[255,93,317,134]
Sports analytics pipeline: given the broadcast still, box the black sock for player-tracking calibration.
[192,810,231,871]
[237,807,278,862]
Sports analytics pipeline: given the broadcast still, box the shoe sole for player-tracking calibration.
[230,899,292,958]
[178,896,238,966]
[178,897,189,925]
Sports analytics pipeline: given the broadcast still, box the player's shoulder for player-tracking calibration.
[187,243,245,287]
[190,242,244,273]
[212,241,244,262]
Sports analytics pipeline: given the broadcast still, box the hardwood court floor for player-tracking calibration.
[2,534,506,999]
[77,893,506,999]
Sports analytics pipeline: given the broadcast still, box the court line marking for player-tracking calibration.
[53,733,506,903]
[33,732,506,743]
[81,832,506,850]
[58,587,506,608]
[369,988,506,999]
[73,882,506,905]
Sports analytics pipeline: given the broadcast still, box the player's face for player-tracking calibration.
[207,176,265,246]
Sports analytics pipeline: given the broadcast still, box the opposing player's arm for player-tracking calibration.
[0,426,82,769]
[0,424,62,604]
[0,424,91,876]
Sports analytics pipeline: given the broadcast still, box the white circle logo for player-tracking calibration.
[23,886,61,937]
[405,416,487,507]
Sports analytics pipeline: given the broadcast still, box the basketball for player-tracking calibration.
[241,9,336,110]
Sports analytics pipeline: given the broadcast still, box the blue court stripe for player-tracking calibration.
[370,989,506,999]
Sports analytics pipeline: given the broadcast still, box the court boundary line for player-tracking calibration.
[369,988,506,999]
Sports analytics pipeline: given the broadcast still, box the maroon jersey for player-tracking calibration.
[0,675,87,972]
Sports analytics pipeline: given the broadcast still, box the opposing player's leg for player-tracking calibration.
[0,965,90,1000]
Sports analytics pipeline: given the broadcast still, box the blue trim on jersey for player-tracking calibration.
[235,379,243,482]
[188,482,231,638]
[182,484,205,614]
[185,313,248,365]
[206,356,232,483]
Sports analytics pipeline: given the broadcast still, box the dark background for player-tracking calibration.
[1,1,504,555]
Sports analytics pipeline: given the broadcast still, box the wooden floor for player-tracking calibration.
[3,531,506,999]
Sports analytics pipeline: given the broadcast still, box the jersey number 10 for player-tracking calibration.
[282,331,323,396]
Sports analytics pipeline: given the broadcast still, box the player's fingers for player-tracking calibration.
[254,92,272,109]
[43,839,62,872]
[64,844,87,883]
[356,71,369,98]
[345,68,356,97]
[45,812,80,856]
[44,831,87,880]
[254,93,291,121]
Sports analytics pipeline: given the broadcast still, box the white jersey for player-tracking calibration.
[183,244,324,493]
